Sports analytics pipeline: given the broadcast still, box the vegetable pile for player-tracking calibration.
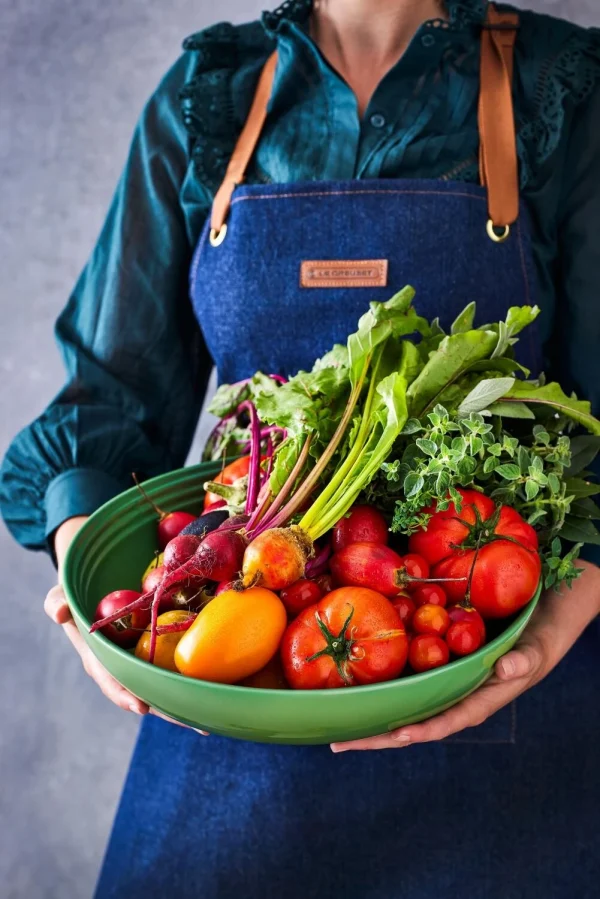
[89,288,600,689]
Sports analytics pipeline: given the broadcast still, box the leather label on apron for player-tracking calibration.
[300,259,388,289]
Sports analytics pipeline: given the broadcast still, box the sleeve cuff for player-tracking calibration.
[579,543,600,569]
[44,467,126,540]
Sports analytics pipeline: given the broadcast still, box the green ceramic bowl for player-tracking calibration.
[63,462,541,745]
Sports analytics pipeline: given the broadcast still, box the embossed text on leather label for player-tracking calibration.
[300,259,389,289]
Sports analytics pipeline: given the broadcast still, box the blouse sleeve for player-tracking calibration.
[554,83,600,565]
[0,54,213,552]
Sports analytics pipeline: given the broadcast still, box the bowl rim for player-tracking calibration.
[63,464,542,699]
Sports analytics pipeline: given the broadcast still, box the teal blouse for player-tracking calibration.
[2,0,600,551]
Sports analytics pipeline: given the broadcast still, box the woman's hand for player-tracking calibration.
[48,516,207,730]
[331,562,600,753]
[47,516,149,714]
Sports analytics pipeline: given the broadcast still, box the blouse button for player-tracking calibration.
[421,33,436,48]
[370,113,387,129]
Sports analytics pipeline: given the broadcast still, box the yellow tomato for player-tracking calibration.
[141,552,164,586]
[174,587,287,683]
[135,610,194,671]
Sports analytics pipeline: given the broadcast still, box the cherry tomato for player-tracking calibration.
[412,583,447,608]
[409,635,450,673]
[391,593,416,629]
[135,610,194,671]
[203,456,252,510]
[446,620,484,656]
[412,603,450,637]
[280,579,323,618]
[94,590,149,648]
[281,587,408,689]
[332,505,389,552]
[447,604,486,641]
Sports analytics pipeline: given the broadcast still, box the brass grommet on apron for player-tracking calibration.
[486,220,510,243]
[209,225,228,247]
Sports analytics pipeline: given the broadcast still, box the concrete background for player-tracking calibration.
[0,2,597,897]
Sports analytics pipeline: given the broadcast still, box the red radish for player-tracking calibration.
[412,604,450,638]
[156,615,197,636]
[158,512,197,549]
[447,604,486,641]
[399,553,430,586]
[93,591,149,648]
[131,473,196,549]
[280,579,323,618]
[149,529,247,662]
[446,620,484,656]
[412,584,447,608]
[142,564,166,594]
[409,635,450,672]
[330,543,466,598]
[332,505,389,553]
[163,534,202,572]
[241,528,311,591]
[391,594,416,629]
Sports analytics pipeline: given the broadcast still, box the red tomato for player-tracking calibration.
[409,635,450,672]
[280,579,323,618]
[434,541,541,619]
[409,490,540,619]
[280,587,408,689]
[446,620,484,656]
[391,593,416,629]
[94,591,149,648]
[203,456,252,510]
[408,489,496,566]
[332,505,389,552]
[412,603,450,637]
[447,604,486,641]
[411,583,447,608]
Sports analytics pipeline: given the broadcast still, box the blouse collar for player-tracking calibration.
[262,1,488,35]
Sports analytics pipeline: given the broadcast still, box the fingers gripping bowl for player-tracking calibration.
[63,462,541,746]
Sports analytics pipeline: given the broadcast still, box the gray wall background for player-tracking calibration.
[0,2,597,897]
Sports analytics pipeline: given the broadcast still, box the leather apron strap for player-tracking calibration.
[209,2,520,246]
[479,3,520,242]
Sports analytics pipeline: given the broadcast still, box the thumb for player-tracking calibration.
[44,584,73,625]
[495,639,544,681]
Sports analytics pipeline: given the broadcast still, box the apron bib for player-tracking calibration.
[95,5,599,896]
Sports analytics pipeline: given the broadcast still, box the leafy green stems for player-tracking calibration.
[250,365,371,537]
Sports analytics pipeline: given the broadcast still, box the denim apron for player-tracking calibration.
[95,7,600,898]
